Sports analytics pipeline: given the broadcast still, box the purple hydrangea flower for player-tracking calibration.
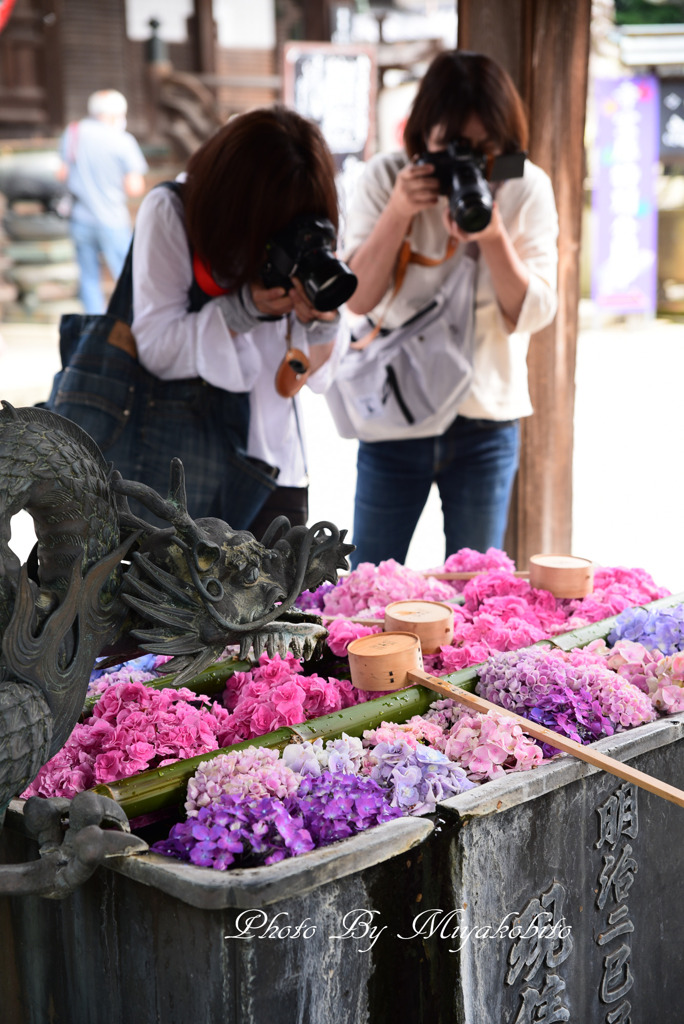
[608,604,684,655]
[366,741,476,815]
[294,581,336,612]
[153,771,401,870]
[477,646,655,756]
[152,793,314,870]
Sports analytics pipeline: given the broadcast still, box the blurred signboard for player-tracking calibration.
[591,76,659,316]
[283,42,377,170]
[659,79,684,161]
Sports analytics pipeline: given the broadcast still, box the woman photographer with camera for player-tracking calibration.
[336,50,558,566]
[51,106,348,534]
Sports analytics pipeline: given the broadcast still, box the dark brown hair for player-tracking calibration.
[403,51,528,159]
[182,106,339,287]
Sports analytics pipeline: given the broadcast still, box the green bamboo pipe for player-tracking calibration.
[93,672,477,820]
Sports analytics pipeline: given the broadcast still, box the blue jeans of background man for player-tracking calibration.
[350,415,520,568]
[70,218,132,314]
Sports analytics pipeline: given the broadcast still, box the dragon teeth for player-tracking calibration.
[252,633,265,659]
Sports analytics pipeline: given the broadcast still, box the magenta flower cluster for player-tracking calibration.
[219,652,361,743]
[320,558,455,618]
[86,654,173,700]
[439,546,516,592]
[22,681,234,799]
[325,618,383,658]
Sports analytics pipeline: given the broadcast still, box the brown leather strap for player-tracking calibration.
[107,320,138,359]
[351,236,457,351]
[275,347,311,397]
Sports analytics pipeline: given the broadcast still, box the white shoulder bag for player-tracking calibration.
[326,239,478,442]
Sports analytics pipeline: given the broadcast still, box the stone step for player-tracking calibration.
[2,238,75,263]
[7,261,78,286]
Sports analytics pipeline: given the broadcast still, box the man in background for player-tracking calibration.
[57,89,148,313]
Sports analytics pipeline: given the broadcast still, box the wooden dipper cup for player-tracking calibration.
[528,554,594,599]
[383,600,454,654]
[346,632,423,691]
[346,641,684,809]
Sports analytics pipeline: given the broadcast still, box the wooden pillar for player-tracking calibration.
[458,0,592,565]
[300,0,330,41]
[188,0,216,74]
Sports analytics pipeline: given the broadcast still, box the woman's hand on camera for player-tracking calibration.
[290,278,338,324]
[249,281,295,318]
[248,280,337,323]
[441,200,505,244]
[387,160,440,221]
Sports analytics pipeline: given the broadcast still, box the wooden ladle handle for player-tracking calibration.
[407,669,684,809]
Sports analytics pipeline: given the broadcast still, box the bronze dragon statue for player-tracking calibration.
[0,401,353,895]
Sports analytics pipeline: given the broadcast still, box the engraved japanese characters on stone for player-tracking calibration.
[595,783,638,1023]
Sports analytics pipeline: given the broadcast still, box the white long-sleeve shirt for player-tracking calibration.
[131,185,349,486]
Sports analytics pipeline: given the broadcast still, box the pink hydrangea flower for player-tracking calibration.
[22,681,234,799]
[427,547,518,594]
[326,618,382,657]
[185,748,302,816]
[321,559,454,615]
[645,652,684,712]
[362,715,444,751]
[562,567,670,629]
[439,708,546,781]
[218,653,363,746]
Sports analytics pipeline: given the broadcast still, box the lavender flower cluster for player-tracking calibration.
[477,646,655,756]
[607,603,684,656]
[366,739,476,815]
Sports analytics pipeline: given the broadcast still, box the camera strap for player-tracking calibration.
[275,313,312,399]
[351,236,458,352]
[272,314,310,478]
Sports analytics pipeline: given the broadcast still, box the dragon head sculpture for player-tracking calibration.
[110,460,354,680]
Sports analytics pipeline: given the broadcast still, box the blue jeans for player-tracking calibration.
[350,416,520,567]
[70,219,132,314]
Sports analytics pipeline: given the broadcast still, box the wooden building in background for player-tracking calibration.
[0,0,283,146]
[0,0,593,567]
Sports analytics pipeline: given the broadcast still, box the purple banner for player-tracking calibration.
[591,77,659,316]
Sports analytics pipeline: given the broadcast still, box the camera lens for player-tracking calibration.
[449,162,493,233]
[299,252,358,312]
[451,192,493,233]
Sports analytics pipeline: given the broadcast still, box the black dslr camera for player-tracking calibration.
[261,214,357,313]
[417,140,526,233]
